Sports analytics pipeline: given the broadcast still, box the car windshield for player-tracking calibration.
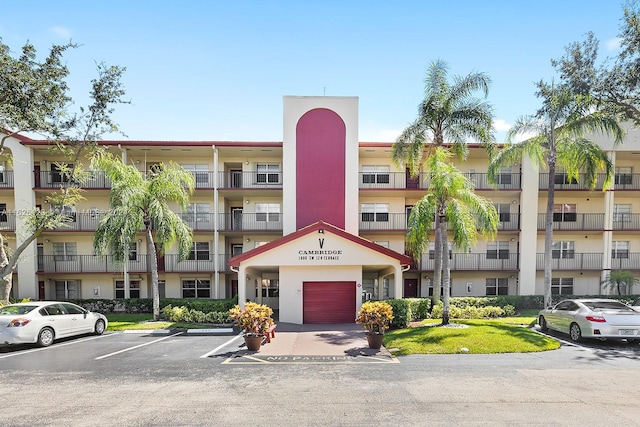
[0,305,38,315]
[583,301,633,312]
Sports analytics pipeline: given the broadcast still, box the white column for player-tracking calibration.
[518,157,539,295]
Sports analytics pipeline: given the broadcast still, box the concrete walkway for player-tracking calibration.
[253,322,392,357]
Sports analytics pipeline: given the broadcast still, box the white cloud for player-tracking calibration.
[605,37,621,51]
[493,118,511,132]
[49,26,72,39]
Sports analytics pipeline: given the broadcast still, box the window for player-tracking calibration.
[362,165,390,184]
[486,241,510,259]
[51,163,73,183]
[0,203,6,222]
[551,278,574,295]
[129,242,138,261]
[255,203,280,222]
[182,279,210,298]
[486,278,508,295]
[361,203,389,222]
[54,280,79,299]
[615,166,633,185]
[0,162,5,183]
[612,241,630,259]
[613,204,631,222]
[181,164,209,184]
[494,203,511,223]
[552,241,575,259]
[258,279,279,298]
[185,203,210,223]
[553,204,576,222]
[188,242,210,260]
[256,164,281,184]
[496,167,512,185]
[53,242,77,261]
[374,241,390,249]
[554,172,578,185]
[429,242,452,260]
[115,280,141,298]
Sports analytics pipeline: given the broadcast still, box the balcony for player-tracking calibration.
[537,213,605,230]
[35,171,112,189]
[38,254,235,274]
[217,171,283,189]
[0,171,14,188]
[417,252,519,271]
[610,253,640,270]
[0,212,16,231]
[612,214,640,230]
[360,213,520,232]
[538,173,607,191]
[535,253,602,270]
[358,172,521,190]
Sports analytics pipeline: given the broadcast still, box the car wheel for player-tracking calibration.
[538,316,548,332]
[37,327,55,347]
[569,323,582,342]
[94,319,106,335]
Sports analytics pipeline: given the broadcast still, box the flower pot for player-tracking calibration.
[366,332,384,350]
[244,334,263,351]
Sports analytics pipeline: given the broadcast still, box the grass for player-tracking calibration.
[383,312,559,355]
[106,314,218,331]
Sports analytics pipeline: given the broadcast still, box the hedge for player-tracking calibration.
[65,297,238,314]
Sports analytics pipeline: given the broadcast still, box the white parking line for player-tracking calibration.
[0,333,116,359]
[199,331,244,358]
[95,332,183,360]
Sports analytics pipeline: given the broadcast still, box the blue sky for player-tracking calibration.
[0,1,626,143]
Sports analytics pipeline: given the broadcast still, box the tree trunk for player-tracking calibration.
[441,219,451,326]
[146,227,160,320]
[431,213,443,307]
[543,148,557,309]
[0,273,11,306]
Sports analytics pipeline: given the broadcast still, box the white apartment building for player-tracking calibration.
[2,96,640,323]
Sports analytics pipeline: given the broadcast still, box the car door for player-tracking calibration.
[546,301,571,332]
[60,303,93,335]
[553,301,579,334]
[42,303,75,338]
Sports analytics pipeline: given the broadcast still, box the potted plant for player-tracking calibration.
[229,302,274,351]
[355,301,394,349]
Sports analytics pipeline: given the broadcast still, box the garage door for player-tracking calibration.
[303,281,356,324]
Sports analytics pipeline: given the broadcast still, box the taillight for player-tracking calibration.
[585,315,606,323]
[8,318,31,327]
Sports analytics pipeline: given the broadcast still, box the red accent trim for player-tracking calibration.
[296,108,346,229]
[228,221,413,267]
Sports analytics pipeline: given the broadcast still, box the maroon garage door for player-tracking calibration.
[303,281,356,324]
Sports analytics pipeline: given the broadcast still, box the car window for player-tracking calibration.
[0,305,37,315]
[42,304,64,316]
[586,301,634,312]
[61,303,85,315]
[555,301,574,311]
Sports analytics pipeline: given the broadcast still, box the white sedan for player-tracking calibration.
[0,301,107,347]
[538,299,640,343]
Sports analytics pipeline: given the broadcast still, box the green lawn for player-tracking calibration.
[106,314,218,331]
[384,314,558,355]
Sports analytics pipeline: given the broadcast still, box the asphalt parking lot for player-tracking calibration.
[2,329,640,426]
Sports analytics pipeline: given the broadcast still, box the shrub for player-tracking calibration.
[356,301,394,333]
[229,302,274,336]
[383,299,411,327]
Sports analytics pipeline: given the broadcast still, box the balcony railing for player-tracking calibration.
[417,252,518,271]
[537,213,605,230]
[612,173,640,190]
[535,253,602,270]
[217,212,283,231]
[612,214,640,230]
[0,171,14,188]
[38,254,236,274]
[610,253,640,270]
[358,172,521,190]
[538,173,608,190]
[359,212,520,231]
[35,171,112,189]
[217,171,283,189]
[0,212,16,231]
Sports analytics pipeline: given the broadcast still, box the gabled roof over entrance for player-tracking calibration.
[228,220,413,267]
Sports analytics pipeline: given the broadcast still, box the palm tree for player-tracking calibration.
[392,59,495,305]
[407,148,498,325]
[91,151,195,320]
[489,83,624,308]
[601,270,640,295]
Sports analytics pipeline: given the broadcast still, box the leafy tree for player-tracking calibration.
[0,38,127,305]
[601,270,640,295]
[92,151,195,320]
[552,1,640,126]
[489,83,624,308]
[392,60,495,306]
[407,147,498,325]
